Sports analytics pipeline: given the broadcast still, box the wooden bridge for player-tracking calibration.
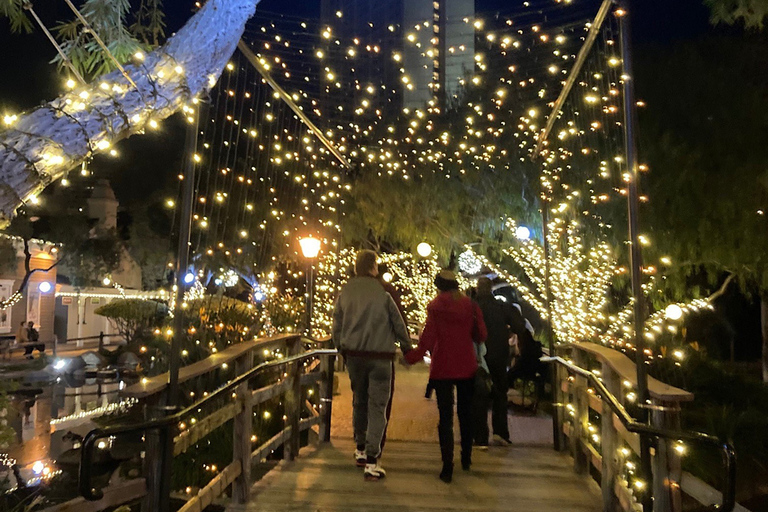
[67,334,741,512]
[241,365,600,512]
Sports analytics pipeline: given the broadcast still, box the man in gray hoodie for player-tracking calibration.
[332,250,411,481]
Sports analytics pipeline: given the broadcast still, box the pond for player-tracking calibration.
[1,355,139,506]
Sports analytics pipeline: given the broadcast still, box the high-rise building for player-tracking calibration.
[322,0,475,111]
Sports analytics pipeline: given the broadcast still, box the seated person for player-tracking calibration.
[23,321,45,359]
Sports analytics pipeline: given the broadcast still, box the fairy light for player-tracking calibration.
[50,398,137,426]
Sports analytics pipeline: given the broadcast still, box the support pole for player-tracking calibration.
[159,103,200,512]
[618,3,652,512]
[168,104,199,408]
[533,0,613,157]
[541,205,563,451]
[306,262,315,336]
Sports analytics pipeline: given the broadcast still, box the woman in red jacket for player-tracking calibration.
[405,270,487,483]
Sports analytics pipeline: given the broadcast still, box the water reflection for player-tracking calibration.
[4,376,136,494]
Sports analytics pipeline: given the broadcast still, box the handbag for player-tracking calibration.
[475,365,493,396]
[474,326,492,396]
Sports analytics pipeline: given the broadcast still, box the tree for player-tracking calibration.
[0,0,261,225]
[636,32,768,381]
[95,297,167,344]
[705,0,768,28]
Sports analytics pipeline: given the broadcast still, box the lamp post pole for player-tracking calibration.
[306,261,314,336]
[299,236,321,337]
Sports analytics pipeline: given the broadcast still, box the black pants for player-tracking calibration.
[473,364,509,444]
[432,378,474,467]
[23,344,45,356]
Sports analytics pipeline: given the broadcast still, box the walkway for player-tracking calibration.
[242,365,602,512]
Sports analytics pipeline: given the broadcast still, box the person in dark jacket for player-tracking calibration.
[332,250,411,481]
[405,270,487,483]
[472,277,526,446]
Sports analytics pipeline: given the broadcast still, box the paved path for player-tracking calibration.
[242,364,601,512]
[331,363,554,446]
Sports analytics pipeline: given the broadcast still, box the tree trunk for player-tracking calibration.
[0,0,260,225]
[762,295,768,383]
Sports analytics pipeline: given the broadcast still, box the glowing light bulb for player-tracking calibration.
[665,304,683,321]
[515,226,531,240]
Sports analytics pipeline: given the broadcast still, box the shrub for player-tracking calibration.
[95,299,168,344]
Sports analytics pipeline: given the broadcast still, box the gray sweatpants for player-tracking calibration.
[346,356,393,459]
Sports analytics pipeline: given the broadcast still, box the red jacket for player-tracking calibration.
[405,292,487,380]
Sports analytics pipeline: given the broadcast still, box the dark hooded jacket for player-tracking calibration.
[475,293,526,368]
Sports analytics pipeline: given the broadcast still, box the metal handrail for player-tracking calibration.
[543,356,736,512]
[78,348,337,500]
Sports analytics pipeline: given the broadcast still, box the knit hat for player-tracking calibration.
[438,269,457,282]
[435,269,459,292]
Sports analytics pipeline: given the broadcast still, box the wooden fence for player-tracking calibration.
[554,342,744,512]
[74,333,335,512]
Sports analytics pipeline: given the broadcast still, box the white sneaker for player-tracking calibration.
[354,449,366,467]
[492,434,511,446]
[364,461,386,481]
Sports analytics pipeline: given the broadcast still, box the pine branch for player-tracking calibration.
[0,0,32,33]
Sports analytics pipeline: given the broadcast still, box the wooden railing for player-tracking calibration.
[551,342,741,512]
[77,333,336,512]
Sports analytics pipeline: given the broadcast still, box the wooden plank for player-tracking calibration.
[37,478,146,512]
[173,402,242,455]
[177,460,242,512]
[300,371,322,387]
[584,440,602,472]
[252,381,289,405]
[123,334,297,399]
[680,472,752,512]
[613,414,641,455]
[243,439,602,512]
[588,392,602,414]
[572,343,693,402]
[615,479,643,512]
[601,363,621,512]
[232,351,254,503]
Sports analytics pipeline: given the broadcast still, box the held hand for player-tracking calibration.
[398,355,411,368]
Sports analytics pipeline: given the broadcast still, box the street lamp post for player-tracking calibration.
[299,236,321,336]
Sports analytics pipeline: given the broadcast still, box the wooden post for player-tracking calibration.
[601,362,620,511]
[652,400,683,512]
[553,349,567,452]
[284,336,302,461]
[571,348,589,474]
[231,351,254,503]
[142,393,171,512]
[318,353,335,443]
[98,331,104,352]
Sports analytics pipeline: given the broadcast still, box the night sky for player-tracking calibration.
[0,0,716,208]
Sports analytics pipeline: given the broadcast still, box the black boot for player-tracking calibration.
[439,462,453,483]
[461,452,471,471]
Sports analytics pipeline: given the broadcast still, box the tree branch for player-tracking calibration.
[0,0,260,225]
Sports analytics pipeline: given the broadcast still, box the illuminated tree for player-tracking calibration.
[705,0,768,28]
[637,32,768,381]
